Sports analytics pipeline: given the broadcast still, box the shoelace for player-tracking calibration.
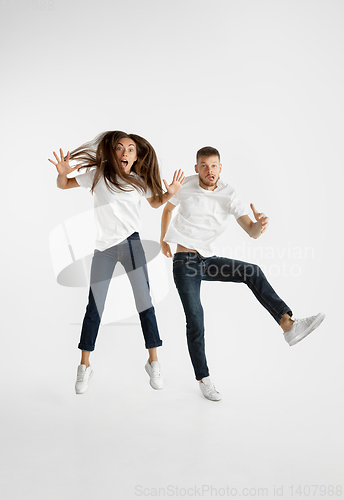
[151,366,161,379]
[285,317,314,339]
[204,381,217,394]
[77,370,86,382]
[294,317,311,327]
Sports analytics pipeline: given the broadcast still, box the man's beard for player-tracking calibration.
[199,174,219,187]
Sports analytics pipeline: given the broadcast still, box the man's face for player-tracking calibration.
[195,155,222,190]
[115,137,138,174]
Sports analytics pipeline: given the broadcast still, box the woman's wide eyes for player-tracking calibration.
[117,147,134,152]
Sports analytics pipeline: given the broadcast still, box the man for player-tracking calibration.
[160,146,325,401]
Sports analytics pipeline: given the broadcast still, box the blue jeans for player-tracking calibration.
[78,232,162,351]
[173,252,292,381]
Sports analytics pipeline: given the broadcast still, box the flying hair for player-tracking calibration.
[68,131,164,202]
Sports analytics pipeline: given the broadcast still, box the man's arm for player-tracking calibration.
[236,203,269,239]
[160,202,176,257]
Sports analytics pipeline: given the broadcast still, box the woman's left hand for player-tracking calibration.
[163,169,185,196]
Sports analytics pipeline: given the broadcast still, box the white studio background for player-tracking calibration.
[1,1,343,500]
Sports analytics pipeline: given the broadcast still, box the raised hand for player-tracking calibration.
[162,169,185,196]
[250,203,269,234]
[48,148,81,176]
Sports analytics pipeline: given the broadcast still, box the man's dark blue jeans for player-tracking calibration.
[173,252,292,381]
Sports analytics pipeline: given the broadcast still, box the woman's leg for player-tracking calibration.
[120,234,163,389]
[78,247,117,355]
[148,348,158,362]
[81,350,91,367]
[121,234,163,351]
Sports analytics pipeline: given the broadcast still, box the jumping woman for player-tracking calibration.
[49,131,184,394]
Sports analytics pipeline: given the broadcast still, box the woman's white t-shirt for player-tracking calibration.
[164,174,248,257]
[76,169,153,251]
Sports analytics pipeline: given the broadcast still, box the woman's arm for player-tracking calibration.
[147,169,185,208]
[57,175,80,189]
[48,148,81,189]
[147,191,175,208]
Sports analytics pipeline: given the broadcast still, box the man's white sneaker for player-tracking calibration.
[145,359,163,390]
[284,312,325,346]
[75,364,94,394]
[199,376,222,401]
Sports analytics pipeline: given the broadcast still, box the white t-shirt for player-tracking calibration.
[164,174,248,257]
[76,169,153,251]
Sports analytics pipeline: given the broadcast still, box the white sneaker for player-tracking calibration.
[284,312,325,346]
[199,376,222,401]
[145,359,163,390]
[75,364,94,394]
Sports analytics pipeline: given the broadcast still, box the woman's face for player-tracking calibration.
[115,137,137,174]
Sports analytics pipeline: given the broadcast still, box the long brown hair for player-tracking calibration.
[68,131,164,202]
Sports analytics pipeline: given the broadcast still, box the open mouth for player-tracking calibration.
[121,160,129,169]
[207,175,215,181]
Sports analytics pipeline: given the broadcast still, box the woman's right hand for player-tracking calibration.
[48,148,81,176]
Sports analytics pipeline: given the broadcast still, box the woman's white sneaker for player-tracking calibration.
[199,376,222,401]
[75,364,94,394]
[145,360,163,390]
[284,312,325,346]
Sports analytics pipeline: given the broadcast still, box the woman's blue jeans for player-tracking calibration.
[78,232,162,351]
[173,252,292,381]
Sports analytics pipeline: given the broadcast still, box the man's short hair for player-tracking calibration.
[196,146,220,162]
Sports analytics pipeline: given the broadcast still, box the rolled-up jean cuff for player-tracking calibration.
[196,370,209,382]
[78,344,94,352]
[145,340,163,349]
[277,308,293,323]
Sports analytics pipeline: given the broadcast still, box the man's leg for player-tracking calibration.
[202,256,292,325]
[173,253,209,381]
[202,256,325,346]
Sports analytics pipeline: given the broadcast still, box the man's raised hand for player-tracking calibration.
[250,203,269,234]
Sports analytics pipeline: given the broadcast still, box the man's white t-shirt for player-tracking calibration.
[164,174,248,257]
[76,169,153,251]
